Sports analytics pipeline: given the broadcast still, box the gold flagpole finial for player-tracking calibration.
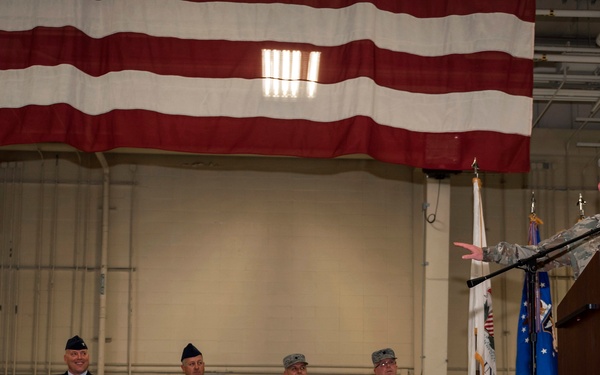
[577,193,586,219]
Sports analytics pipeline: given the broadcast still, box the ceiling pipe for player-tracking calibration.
[575,117,600,122]
[534,53,600,64]
[536,9,600,18]
[534,88,600,101]
[536,9,600,47]
[577,142,600,147]
[534,46,600,54]
[534,73,600,83]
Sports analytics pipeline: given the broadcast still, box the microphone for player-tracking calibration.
[467,275,489,288]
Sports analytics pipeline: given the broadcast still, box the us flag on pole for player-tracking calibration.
[0,1,534,172]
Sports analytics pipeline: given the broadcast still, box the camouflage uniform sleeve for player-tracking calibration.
[482,242,539,265]
[539,214,600,277]
[482,214,600,277]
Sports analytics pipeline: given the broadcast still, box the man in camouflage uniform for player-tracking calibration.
[454,214,600,278]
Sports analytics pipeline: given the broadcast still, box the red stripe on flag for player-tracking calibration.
[0,28,533,97]
[0,105,531,172]
[485,313,495,336]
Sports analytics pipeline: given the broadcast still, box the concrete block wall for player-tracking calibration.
[0,154,419,375]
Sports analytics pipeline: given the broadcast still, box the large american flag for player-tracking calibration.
[0,0,534,172]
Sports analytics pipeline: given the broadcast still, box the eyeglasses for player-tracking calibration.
[288,365,307,373]
[376,360,397,368]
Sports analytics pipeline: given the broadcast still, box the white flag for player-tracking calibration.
[468,177,496,375]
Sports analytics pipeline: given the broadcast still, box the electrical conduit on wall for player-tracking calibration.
[95,152,110,375]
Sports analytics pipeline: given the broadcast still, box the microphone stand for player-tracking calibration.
[467,225,600,375]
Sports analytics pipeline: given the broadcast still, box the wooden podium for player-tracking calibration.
[556,252,600,375]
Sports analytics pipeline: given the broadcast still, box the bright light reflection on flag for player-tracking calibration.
[262,49,320,98]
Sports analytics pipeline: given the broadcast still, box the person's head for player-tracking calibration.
[283,353,308,375]
[372,348,397,375]
[180,343,204,375]
[63,335,90,375]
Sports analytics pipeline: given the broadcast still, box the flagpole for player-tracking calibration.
[526,194,539,375]
[468,158,496,375]
[526,254,539,375]
[515,198,558,375]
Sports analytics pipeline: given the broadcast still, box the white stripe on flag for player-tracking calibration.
[0,66,531,135]
[0,1,534,58]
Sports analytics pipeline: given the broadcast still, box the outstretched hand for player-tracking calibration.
[453,242,484,261]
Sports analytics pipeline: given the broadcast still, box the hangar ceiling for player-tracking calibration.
[534,0,600,132]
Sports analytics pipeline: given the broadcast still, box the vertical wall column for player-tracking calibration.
[96,153,110,375]
[422,175,451,375]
